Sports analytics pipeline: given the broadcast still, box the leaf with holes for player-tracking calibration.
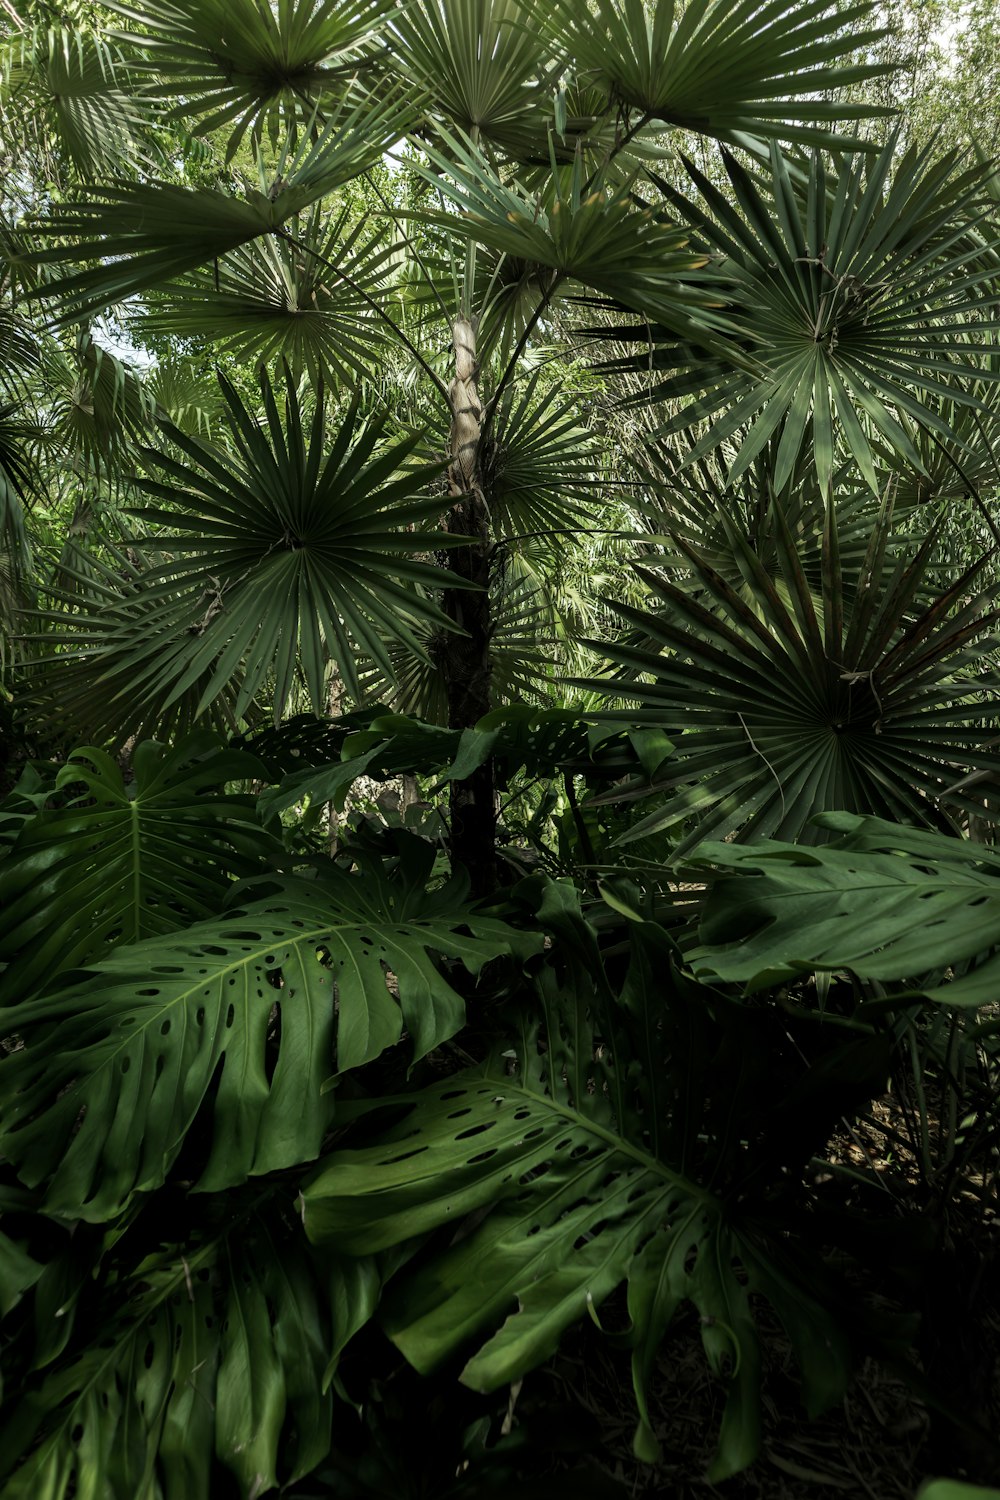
[0,861,523,1219]
[686,812,1000,1005]
[0,1198,361,1500]
[303,910,853,1481]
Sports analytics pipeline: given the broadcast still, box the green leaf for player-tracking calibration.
[141,205,398,388]
[532,0,893,149]
[589,502,1000,852]
[410,131,717,338]
[0,862,524,1218]
[25,86,411,326]
[0,1200,350,1499]
[0,1227,44,1319]
[391,0,559,145]
[0,23,152,178]
[0,733,278,1005]
[918,1484,1000,1500]
[687,814,1000,1005]
[303,912,852,1481]
[109,0,395,157]
[641,139,1000,493]
[29,368,468,731]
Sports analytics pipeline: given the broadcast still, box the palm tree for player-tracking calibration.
[11,0,949,891]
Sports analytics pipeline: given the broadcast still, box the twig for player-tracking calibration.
[737,711,786,822]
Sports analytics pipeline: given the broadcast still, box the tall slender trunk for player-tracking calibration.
[443,315,495,896]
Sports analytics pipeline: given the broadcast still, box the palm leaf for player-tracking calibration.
[634,139,1000,494]
[108,0,393,158]
[484,373,602,541]
[390,0,560,146]
[140,205,397,386]
[588,503,1000,851]
[29,368,468,728]
[22,543,252,744]
[410,132,718,338]
[359,572,559,723]
[23,86,411,326]
[529,0,893,148]
[42,331,154,473]
[0,23,151,178]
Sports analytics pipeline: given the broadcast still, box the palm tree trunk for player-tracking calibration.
[443,315,495,897]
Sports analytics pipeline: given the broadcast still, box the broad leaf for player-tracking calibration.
[0,733,277,1005]
[687,812,1000,1005]
[0,858,524,1218]
[304,904,855,1481]
[0,1199,358,1499]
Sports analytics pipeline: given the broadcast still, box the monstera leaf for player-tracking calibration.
[686,812,1000,1006]
[304,897,858,1480]
[0,1196,372,1500]
[0,853,525,1219]
[0,734,277,1006]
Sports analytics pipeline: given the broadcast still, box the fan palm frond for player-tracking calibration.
[0,23,151,179]
[411,131,717,337]
[641,138,1000,495]
[531,0,892,149]
[109,0,393,159]
[24,86,412,326]
[390,0,559,147]
[360,571,559,722]
[591,501,1000,852]
[141,205,397,386]
[25,368,466,734]
[483,372,603,543]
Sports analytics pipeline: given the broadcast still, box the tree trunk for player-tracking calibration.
[443,315,495,897]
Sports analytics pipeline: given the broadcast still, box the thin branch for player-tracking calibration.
[924,422,1000,548]
[737,711,786,822]
[581,109,653,198]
